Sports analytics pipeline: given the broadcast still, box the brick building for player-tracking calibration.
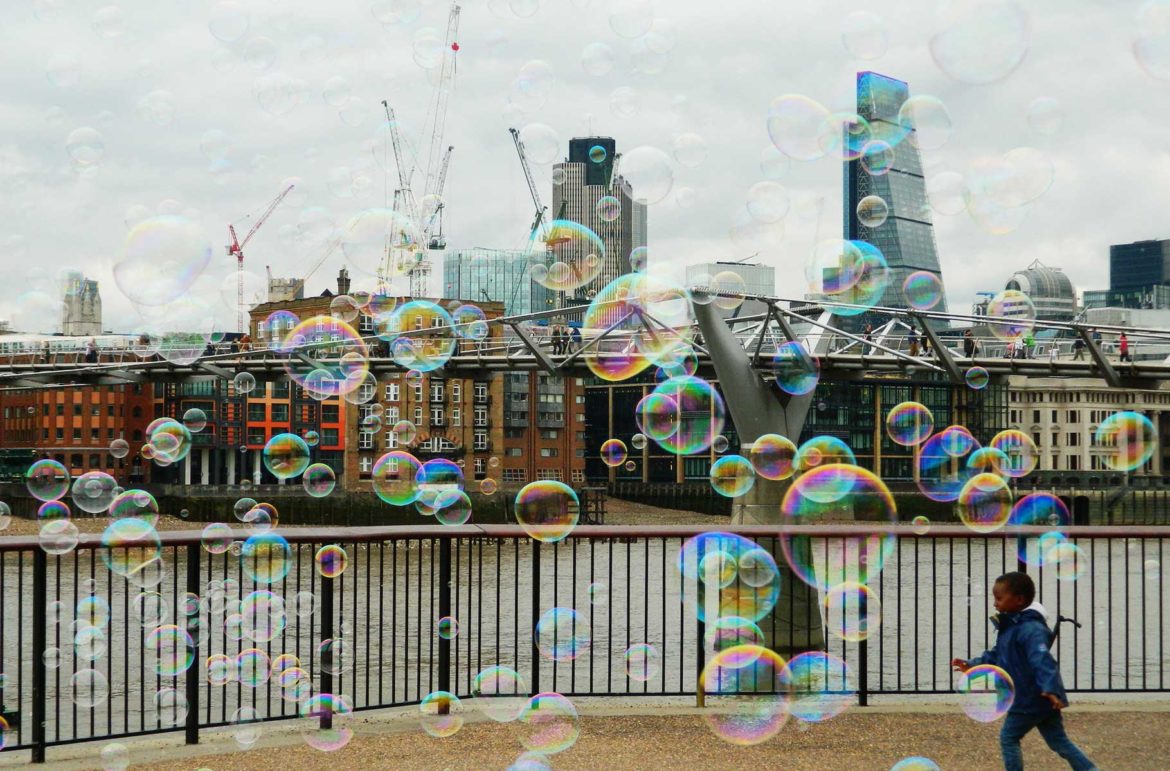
[0,383,154,483]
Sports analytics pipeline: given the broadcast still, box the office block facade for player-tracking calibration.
[843,71,949,317]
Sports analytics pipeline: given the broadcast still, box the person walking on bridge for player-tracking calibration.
[1072,337,1085,361]
[1119,332,1130,362]
[963,329,976,358]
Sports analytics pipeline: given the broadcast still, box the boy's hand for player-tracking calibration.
[951,658,970,673]
[1041,693,1065,711]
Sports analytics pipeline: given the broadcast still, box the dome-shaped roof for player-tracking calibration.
[1005,263,1076,302]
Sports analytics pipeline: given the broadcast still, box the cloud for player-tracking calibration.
[0,0,1165,333]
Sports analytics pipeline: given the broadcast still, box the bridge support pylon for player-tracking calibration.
[693,301,826,657]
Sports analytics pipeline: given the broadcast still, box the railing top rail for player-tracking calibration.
[2,522,1168,551]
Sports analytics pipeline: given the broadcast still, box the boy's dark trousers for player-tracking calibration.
[999,711,1096,771]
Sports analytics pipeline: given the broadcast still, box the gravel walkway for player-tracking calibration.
[23,704,1169,770]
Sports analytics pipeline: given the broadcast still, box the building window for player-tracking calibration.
[1067,411,1079,423]
[387,406,399,423]
[474,382,488,402]
[72,428,81,441]
[431,407,445,425]
[322,404,340,423]
[474,407,488,427]
[271,404,289,422]
[358,381,376,404]
[385,431,398,448]
[540,448,559,458]
[73,404,82,416]
[506,447,523,457]
[537,469,563,481]
[503,468,527,483]
[358,432,374,450]
[90,429,100,442]
[540,429,558,440]
[430,382,445,402]
[56,404,64,416]
[1032,410,1040,424]
[88,454,100,468]
[71,453,83,468]
[474,432,489,450]
[359,455,373,474]
[1067,433,1080,447]
[451,382,461,401]
[248,432,265,445]
[474,457,485,478]
[271,381,290,399]
[572,469,585,483]
[414,407,423,425]
[322,428,339,446]
[107,405,114,417]
[385,382,400,401]
[451,408,461,427]
[248,404,266,422]
[91,406,100,417]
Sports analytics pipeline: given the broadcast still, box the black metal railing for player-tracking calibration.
[0,524,1166,762]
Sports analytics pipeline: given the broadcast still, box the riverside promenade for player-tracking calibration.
[12,698,1169,770]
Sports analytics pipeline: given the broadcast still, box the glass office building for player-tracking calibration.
[843,71,949,319]
[442,248,553,316]
[1109,239,1170,292]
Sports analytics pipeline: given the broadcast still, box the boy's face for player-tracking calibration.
[992,581,1030,614]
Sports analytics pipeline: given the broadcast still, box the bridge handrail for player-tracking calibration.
[2,522,1166,550]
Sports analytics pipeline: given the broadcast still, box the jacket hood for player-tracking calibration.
[991,602,1050,631]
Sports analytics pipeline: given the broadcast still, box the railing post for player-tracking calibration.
[438,538,452,713]
[184,543,200,745]
[319,568,334,730]
[858,635,869,707]
[530,539,540,696]
[695,539,706,709]
[31,550,46,764]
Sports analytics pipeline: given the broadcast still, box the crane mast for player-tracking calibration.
[426,145,454,250]
[421,4,461,202]
[509,127,548,251]
[227,184,294,333]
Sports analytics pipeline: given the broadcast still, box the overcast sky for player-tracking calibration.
[1,0,1166,334]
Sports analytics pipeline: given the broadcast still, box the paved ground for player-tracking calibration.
[14,699,1169,770]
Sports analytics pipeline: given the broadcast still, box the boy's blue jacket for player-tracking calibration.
[968,602,1069,714]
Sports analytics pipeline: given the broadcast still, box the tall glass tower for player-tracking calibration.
[844,72,949,318]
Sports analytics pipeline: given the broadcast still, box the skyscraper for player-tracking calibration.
[843,72,949,317]
[551,137,648,309]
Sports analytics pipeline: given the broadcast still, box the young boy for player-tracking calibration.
[952,572,1097,771]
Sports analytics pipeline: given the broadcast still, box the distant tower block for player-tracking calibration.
[266,266,305,303]
[61,271,102,336]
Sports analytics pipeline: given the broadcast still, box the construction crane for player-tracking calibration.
[425,145,454,251]
[227,184,294,333]
[377,2,461,299]
[509,127,548,252]
[421,4,461,203]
